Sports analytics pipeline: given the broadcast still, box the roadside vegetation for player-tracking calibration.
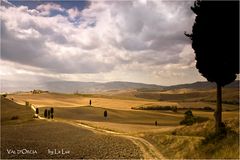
[143,118,239,159]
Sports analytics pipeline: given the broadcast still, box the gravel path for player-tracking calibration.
[1,120,143,159]
[61,119,165,159]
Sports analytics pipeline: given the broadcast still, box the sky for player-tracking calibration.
[0,0,208,91]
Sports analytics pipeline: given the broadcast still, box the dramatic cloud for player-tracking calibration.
[1,0,206,91]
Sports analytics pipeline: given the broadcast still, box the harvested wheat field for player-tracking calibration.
[1,98,143,159]
[8,92,178,110]
[2,87,239,159]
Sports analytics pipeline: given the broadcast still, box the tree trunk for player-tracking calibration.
[215,83,222,133]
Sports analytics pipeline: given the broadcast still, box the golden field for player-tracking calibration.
[1,87,239,159]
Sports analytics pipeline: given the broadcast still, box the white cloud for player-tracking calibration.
[0,0,204,88]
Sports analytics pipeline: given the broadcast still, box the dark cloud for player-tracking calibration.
[1,20,48,65]
[1,19,114,73]
[109,0,195,59]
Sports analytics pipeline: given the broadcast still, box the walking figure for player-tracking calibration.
[155,121,158,126]
[89,99,92,106]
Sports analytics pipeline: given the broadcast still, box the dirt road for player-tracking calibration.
[41,117,165,159]
[75,122,165,159]
[32,105,165,159]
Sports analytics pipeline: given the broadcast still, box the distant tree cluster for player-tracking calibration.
[180,110,197,126]
[44,108,54,119]
[31,90,49,94]
[180,110,209,125]
[132,105,178,112]
[177,106,214,112]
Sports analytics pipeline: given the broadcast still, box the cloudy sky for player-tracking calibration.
[1,0,208,91]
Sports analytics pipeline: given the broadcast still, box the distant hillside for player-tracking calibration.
[44,81,163,93]
[2,80,238,93]
[44,80,239,93]
[164,81,239,90]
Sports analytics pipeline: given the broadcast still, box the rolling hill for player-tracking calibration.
[2,80,238,94]
[44,81,164,93]
[44,80,239,93]
[163,80,239,90]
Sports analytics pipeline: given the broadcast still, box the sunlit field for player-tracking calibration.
[2,86,239,159]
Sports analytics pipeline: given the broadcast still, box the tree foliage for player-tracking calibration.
[186,0,239,86]
[180,110,197,126]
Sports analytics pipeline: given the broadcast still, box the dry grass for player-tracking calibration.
[48,106,184,127]
[76,120,178,134]
[2,88,239,159]
[1,97,143,159]
[178,101,238,111]
[8,92,177,110]
[135,88,239,105]
[6,92,238,133]
[8,88,238,112]
[143,134,203,159]
[191,110,239,120]
[2,85,239,160]
[143,118,239,159]
[1,97,34,125]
